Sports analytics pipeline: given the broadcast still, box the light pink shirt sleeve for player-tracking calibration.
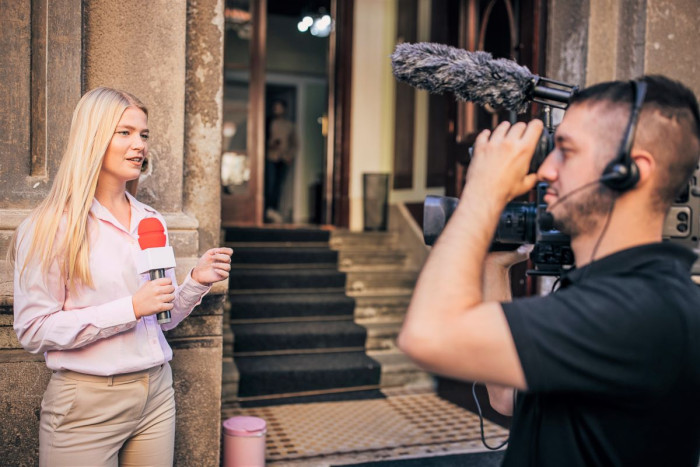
[160,268,211,331]
[13,229,137,355]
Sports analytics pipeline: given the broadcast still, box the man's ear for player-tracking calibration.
[631,149,656,186]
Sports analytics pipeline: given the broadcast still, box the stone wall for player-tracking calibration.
[548,0,700,94]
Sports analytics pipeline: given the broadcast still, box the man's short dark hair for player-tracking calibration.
[570,75,700,210]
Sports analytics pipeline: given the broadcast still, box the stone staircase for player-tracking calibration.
[221,227,433,408]
[330,230,434,390]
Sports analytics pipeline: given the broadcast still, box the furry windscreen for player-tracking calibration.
[391,42,535,114]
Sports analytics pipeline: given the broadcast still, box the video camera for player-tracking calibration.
[422,81,700,276]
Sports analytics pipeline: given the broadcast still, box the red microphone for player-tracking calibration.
[136,218,176,324]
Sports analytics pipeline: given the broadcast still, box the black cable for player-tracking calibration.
[550,276,561,293]
[580,197,616,283]
[472,381,511,450]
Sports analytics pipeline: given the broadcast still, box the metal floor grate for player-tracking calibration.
[222,388,508,465]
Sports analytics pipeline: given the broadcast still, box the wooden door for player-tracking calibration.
[221,0,267,226]
[221,0,352,227]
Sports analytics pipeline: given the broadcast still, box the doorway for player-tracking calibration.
[222,0,346,227]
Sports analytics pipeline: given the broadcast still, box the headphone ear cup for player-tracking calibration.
[601,159,640,191]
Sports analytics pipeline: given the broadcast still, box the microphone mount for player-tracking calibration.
[530,76,579,109]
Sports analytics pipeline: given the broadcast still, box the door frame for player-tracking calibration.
[223,0,352,227]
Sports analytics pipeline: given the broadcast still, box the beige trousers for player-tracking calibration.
[39,362,176,467]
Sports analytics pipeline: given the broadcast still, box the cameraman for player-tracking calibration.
[398,75,700,466]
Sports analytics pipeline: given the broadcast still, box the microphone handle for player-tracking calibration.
[149,268,172,324]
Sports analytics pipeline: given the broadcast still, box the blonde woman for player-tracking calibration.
[11,87,233,466]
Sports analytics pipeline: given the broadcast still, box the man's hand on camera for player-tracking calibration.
[485,244,533,272]
[483,245,533,303]
[464,120,543,204]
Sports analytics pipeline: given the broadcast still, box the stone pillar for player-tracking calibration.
[83,1,225,465]
[584,0,646,84]
[645,0,700,96]
[546,0,590,85]
[184,0,225,256]
[0,1,82,464]
[548,0,698,93]
[180,0,227,465]
[84,0,187,211]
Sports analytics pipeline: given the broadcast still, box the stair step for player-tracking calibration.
[230,268,346,290]
[338,250,408,271]
[227,241,330,248]
[233,246,338,265]
[354,294,411,323]
[364,321,403,352]
[225,227,330,243]
[221,358,240,405]
[230,287,347,296]
[233,352,381,397]
[231,321,367,353]
[234,388,384,407]
[230,292,355,320]
[330,231,398,250]
[346,270,418,292]
[371,351,436,389]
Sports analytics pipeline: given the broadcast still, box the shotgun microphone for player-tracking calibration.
[391,42,577,113]
[136,218,176,324]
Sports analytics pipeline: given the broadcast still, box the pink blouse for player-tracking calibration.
[13,192,210,375]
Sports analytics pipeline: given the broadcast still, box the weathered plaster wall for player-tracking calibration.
[548,0,699,95]
[350,0,398,231]
[184,0,225,256]
[645,0,700,98]
[547,0,590,86]
[84,0,188,212]
[0,2,83,464]
[180,1,226,465]
[85,0,227,451]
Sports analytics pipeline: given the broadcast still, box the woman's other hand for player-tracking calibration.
[191,247,234,286]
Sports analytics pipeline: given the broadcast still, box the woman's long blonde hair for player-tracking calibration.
[10,87,148,294]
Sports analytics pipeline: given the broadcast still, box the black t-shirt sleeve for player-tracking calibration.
[502,275,686,396]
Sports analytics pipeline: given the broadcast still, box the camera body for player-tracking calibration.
[423,127,700,276]
[664,167,700,250]
[424,182,574,276]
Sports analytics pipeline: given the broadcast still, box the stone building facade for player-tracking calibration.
[547,0,699,97]
[1,1,699,466]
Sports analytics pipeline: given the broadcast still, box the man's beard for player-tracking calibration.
[551,186,616,237]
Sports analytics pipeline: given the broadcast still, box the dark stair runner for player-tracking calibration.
[226,227,382,407]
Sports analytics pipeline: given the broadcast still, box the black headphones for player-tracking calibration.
[600,80,648,191]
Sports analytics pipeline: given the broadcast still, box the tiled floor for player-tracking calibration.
[222,387,508,466]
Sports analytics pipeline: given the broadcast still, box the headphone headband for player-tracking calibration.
[601,80,647,191]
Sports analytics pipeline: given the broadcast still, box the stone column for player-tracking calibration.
[645,0,700,96]
[548,0,698,93]
[0,1,82,464]
[585,0,646,84]
[179,0,228,465]
[546,0,591,86]
[84,0,187,211]
[84,1,225,465]
[184,0,225,256]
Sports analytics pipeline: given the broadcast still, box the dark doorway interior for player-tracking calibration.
[264,85,298,223]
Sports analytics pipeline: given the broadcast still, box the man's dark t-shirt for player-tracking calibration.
[501,243,700,466]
